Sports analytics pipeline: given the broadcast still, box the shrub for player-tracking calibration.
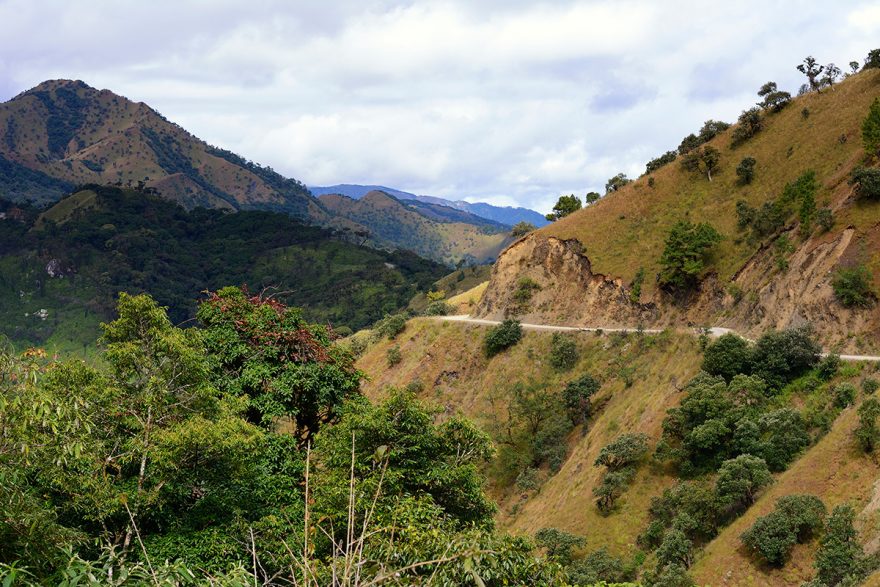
[816,207,834,232]
[655,529,693,568]
[832,265,876,308]
[736,200,756,229]
[374,313,407,340]
[833,382,857,408]
[510,221,536,237]
[605,173,632,194]
[741,495,826,566]
[585,191,601,205]
[731,108,763,147]
[816,353,840,380]
[750,326,821,389]
[386,345,402,367]
[849,167,880,200]
[562,374,601,424]
[736,157,757,184]
[863,378,880,395]
[863,97,880,156]
[512,277,542,308]
[866,48,880,69]
[757,82,791,113]
[423,300,454,316]
[595,433,650,471]
[754,408,811,471]
[702,334,752,381]
[593,468,636,512]
[549,333,578,370]
[658,221,722,291]
[856,398,880,452]
[814,505,865,587]
[630,267,645,303]
[715,455,773,515]
[646,150,677,174]
[751,200,785,239]
[484,319,523,357]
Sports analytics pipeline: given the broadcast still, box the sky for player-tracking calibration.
[1,1,879,213]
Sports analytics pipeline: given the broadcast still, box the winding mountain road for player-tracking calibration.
[434,315,880,363]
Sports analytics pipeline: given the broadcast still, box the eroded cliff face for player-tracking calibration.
[475,229,880,352]
[474,235,662,327]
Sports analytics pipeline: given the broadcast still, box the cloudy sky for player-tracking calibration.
[1,1,878,212]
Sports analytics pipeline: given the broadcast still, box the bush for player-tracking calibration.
[849,167,880,200]
[562,374,601,424]
[646,150,677,174]
[741,495,826,566]
[702,334,752,381]
[510,221,536,237]
[549,333,578,370]
[535,527,585,564]
[655,529,693,568]
[817,353,840,380]
[593,468,636,512]
[658,221,722,291]
[832,264,876,308]
[736,157,757,184]
[424,300,454,316]
[856,398,880,452]
[816,207,834,232]
[512,277,542,311]
[833,382,857,408]
[374,313,407,340]
[863,97,880,156]
[750,326,821,389]
[484,319,523,357]
[386,345,402,367]
[863,378,879,395]
[736,200,756,229]
[567,548,629,585]
[595,433,650,471]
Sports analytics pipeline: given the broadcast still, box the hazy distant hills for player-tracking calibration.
[310,183,550,227]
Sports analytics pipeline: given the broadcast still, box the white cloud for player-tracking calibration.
[0,0,877,212]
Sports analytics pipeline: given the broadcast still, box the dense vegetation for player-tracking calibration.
[0,185,446,350]
[0,289,567,585]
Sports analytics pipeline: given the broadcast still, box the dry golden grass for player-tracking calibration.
[541,69,880,297]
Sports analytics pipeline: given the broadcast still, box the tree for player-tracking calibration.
[534,528,585,564]
[715,455,773,515]
[545,194,582,221]
[658,221,722,291]
[702,333,752,381]
[197,286,362,436]
[698,119,731,141]
[731,108,763,146]
[849,61,861,75]
[484,319,523,357]
[549,333,578,370]
[862,98,880,157]
[850,167,880,199]
[750,326,821,390]
[757,82,791,112]
[593,468,636,512]
[567,547,629,585]
[813,505,864,587]
[736,157,757,184]
[821,63,841,90]
[595,433,649,471]
[562,374,601,424]
[865,48,880,69]
[646,151,677,174]
[655,529,693,568]
[741,494,826,566]
[700,146,721,181]
[585,191,601,205]
[605,173,632,194]
[511,221,537,237]
[678,133,702,155]
[797,56,825,93]
[832,264,876,308]
[856,397,880,452]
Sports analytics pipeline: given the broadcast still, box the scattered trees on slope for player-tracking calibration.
[545,194,582,221]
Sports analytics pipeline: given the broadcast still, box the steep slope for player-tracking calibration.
[318,190,513,265]
[0,80,320,218]
[0,185,446,352]
[311,183,550,227]
[475,69,880,353]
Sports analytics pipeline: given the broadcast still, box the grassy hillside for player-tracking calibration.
[0,185,446,352]
[540,69,880,297]
[319,190,513,265]
[407,264,491,313]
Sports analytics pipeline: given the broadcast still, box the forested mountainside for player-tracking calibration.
[0,184,446,352]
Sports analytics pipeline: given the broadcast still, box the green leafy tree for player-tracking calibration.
[605,173,632,194]
[702,333,752,381]
[849,167,880,200]
[655,529,693,568]
[658,221,722,291]
[585,191,601,205]
[821,63,841,90]
[814,505,865,587]
[866,48,880,69]
[535,528,585,564]
[567,547,629,585]
[741,494,826,566]
[549,333,578,370]
[593,468,636,512]
[757,82,791,112]
[197,286,362,436]
[863,98,880,156]
[750,326,821,390]
[545,194,582,221]
[562,374,601,424]
[595,433,650,471]
[646,151,678,174]
[715,455,773,515]
[731,108,763,146]
[736,157,757,184]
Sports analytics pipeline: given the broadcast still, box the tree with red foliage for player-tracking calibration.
[197,286,362,442]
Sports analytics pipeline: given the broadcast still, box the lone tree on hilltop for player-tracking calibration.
[797,56,825,93]
[605,173,631,194]
[757,82,791,112]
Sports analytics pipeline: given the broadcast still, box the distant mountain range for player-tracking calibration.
[0,80,517,265]
[310,184,549,227]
